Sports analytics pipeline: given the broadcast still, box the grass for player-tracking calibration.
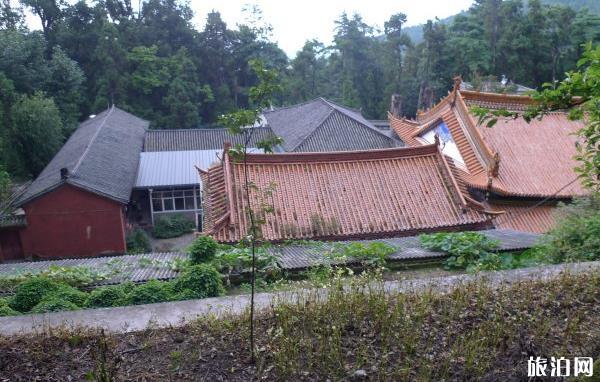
[0,270,598,380]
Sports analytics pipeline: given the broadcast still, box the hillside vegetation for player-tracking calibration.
[0,0,599,186]
[1,271,598,380]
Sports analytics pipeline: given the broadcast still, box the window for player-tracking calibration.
[419,120,465,165]
[151,188,200,212]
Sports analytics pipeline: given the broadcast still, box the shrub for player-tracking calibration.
[152,214,195,239]
[420,232,500,270]
[542,195,600,263]
[31,297,79,313]
[171,264,224,300]
[87,284,131,308]
[329,241,396,267]
[0,266,112,292]
[46,284,88,307]
[126,228,152,254]
[189,236,218,264]
[9,277,64,312]
[126,280,174,305]
[0,305,19,316]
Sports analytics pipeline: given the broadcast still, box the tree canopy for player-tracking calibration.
[0,0,598,182]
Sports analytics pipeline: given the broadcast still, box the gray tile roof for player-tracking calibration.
[16,106,149,206]
[0,252,187,294]
[143,127,275,151]
[264,98,401,152]
[0,229,540,293]
[269,229,541,270]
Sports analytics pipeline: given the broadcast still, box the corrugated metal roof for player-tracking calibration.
[135,149,264,188]
[135,150,221,188]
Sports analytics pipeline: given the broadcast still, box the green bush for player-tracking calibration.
[171,264,224,300]
[126,228,152,254]
[0,305,19,316]
[0,297,15,316]
[543,195,600,263]
[329,241,396,267]
[31,297,79,313]
[46,284,88,307]
[152,214,195,239]
[9,277,64,312]
[189,236,218,264]
[127,280,174,305]
[420,232,500,270]
[87,284,131,308]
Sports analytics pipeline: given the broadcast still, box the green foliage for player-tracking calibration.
[420,232,500,270]
[328,241,396,268]
[0,0,598,184]
[171,264,224,300]
[9,277,64,312]
[188,235,218,264]
[31,297,80,314]
[0,304,19,317]
[9,92,64,177]
[0,265,114,293]
[126,280,174,306]
[44,284,88,307]
[211,245,280,279]
[152,214,195,239]
[542,194,600,262]
[86,284,131,308]
[126,229,152,254]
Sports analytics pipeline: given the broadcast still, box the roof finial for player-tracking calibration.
[452,76,462,93]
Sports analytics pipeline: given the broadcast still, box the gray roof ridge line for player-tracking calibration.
[71,105,115,175]
[323,101,396,142]
[264,97,325,113]
[288,108,336,151]
[147,126,271,133]
[320,97,363,115]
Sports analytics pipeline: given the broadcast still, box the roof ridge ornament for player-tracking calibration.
[451,76,462,106]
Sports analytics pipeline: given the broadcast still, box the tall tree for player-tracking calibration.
[21,0,64,44]
[0,0,24,30]
[9,92,63,177]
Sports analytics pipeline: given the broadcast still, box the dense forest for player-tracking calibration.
[0,0,599,182]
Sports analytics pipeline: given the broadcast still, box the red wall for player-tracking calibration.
[20,184,127,259]
[0,229,24,262]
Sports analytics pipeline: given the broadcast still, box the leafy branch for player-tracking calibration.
[217,59,282,363]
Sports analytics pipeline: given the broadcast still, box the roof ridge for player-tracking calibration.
[71,105,115,176]
[319,97,363,115]
[147,127,271,133]
[264,97,325,113]
[233,144,439,164]
[287,108,335,151]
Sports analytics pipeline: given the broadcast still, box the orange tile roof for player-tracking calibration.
[491,204,558,233]
[389,85,587,199]
[467,112,586,197]
[200,145,492,243]
[388,113,421,146]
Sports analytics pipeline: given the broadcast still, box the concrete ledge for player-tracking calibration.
[1,261,598,336]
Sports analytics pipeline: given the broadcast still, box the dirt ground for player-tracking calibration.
[150,232,196,252]
[1,271,598,381]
